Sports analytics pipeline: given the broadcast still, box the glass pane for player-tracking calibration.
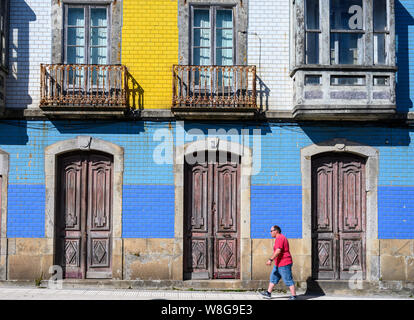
[216,10,232,28]
[374,33,386,64]
[68,68,85,86]
[91,67,106,86]
[194,28,211,47]
[330,33,362,64]
[67,46,85,64]
[306,0,320,30]
[217,67,233,86]
[330,0,363,30]
[306,32,319,64]
[194,9,210,28]
[193,47,211,65]
[305,75,321,85]
[216,48,233,66]
[67,27,85,46]
[216,29,233,48]
[91,27,107,46]
[373,76,389,86]
[331,75,365,85]
[90,47,107,65]
[68,8,84,26]
[374,0,387,31]
[91,8,107,27]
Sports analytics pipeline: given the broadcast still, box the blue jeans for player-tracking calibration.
[269,263,295,287]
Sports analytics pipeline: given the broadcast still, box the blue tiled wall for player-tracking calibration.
[251,186,302,239]
[378,186,414,239]
[122,185,175,238]
[0,121,413,239]
[396,0,414,112]
[7,184,45,238]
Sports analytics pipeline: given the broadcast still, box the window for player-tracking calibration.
[330,75,366,85]
[191,6,234,66]
[65,5,109,66]
[305,0,320,64]
[303,0,391,66]
[330,0,364,65]
[373,0,388,65]
[305,75,322,85]
[0,0,9,69]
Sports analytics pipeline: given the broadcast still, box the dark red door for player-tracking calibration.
[184,152,240,280]
[56,152,113,279]
[311,153,366,280]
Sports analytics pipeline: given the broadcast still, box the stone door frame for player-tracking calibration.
[301,138,379,281]
[174,138,252,280]
[45,136,124,279]
[0,149,9,280]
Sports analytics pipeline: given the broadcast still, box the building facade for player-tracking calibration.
[0,0,413,291]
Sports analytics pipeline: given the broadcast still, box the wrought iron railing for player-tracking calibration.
[40,64,128,107]
[172,65,257,109]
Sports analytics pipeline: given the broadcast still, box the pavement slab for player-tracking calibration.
[0,286,411,300]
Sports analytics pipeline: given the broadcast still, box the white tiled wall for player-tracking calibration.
[248,0,293,110]
[6,0,51,109]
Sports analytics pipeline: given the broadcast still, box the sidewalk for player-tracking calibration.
[0,286,411,300]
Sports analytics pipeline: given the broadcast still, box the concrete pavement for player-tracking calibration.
[0,286,411,300]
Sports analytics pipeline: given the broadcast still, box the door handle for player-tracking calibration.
[223,234,231,238]
[334,233,339,240]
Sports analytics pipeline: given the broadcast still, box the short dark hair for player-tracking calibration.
[273,225,281,233]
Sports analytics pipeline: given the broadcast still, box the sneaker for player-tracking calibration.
[288,295,297,300]
[259,291,272,299]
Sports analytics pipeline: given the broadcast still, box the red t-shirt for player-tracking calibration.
[273,234,293,267]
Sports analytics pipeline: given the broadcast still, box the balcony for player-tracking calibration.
[40,64,128,118]
[172,65,258,119]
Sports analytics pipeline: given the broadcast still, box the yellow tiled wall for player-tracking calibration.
[122,0,178,109]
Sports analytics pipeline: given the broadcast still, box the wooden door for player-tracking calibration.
[311,153,366,280]
[56,152,113,279]
[184,152,240,280]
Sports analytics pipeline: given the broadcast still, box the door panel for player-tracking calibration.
[184,162,211,279]
[312,153,366,280]
[214,160,240,279]
[57,152,113,279]
[57,155,85,279]
[86,154,112,278]
[312,156,338,279]
[184,152,240,280]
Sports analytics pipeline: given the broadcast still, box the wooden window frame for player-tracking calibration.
[63,4,111,65]
[303,0,392,66]
[190,5,236,66]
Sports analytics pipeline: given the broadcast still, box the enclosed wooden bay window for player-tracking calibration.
[291,0,397,120]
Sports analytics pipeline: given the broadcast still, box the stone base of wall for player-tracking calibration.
[5,238,414,286]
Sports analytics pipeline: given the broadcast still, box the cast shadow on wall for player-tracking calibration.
[6,0,36,110]
[52,120,146,135]
[299,122,412,148]
[0,120,28,145]
[256,76,270,112]
[126,71,144,111]
[395,0,414,113]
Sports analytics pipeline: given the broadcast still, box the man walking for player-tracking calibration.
[260,225,297,300]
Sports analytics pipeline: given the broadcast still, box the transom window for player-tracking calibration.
[304,0,390,65]
[191,6,234,66]
[64,5,109,65]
